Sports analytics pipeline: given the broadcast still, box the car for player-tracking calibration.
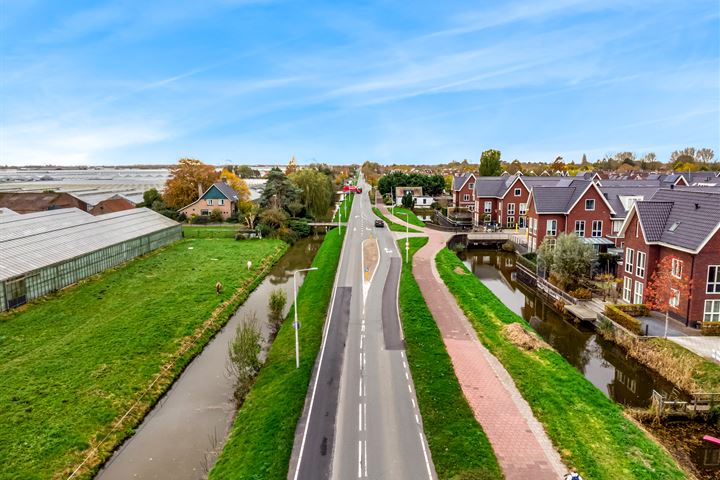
[374,219,384,228]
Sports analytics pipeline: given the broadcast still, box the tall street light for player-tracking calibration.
[293,267,318,368]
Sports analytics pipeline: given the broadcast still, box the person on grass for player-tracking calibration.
[564,467,583,480]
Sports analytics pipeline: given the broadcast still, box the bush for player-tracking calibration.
[287,218,311,238]
[604,304,643,335]
[569,287,592,300]
[701,323,720,336]
[191,215,211,224]
[209,209,224,223]
[228,313,262,405]
[273,226,298,244]
[501,241,515,252]
[268,289,287,336]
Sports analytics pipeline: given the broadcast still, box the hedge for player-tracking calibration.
[604,304,644,335]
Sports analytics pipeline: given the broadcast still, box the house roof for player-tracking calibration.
[598,185,661,218]
[89,195,137,215]
[452,173,474,190]
[629,188,720,252]
[210,181,239,201]
[0,191,88,214]
[529,180,591,213]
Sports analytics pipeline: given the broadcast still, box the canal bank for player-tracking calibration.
[96,236,324,480]
[458,248,720,478]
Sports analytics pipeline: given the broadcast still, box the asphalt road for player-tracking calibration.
[289,176,436,480]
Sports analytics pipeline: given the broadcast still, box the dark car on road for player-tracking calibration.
[374,219,384,228]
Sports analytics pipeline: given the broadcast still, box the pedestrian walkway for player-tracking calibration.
[375,203,567,479]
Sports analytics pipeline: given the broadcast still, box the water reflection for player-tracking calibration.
[458,249,677,408]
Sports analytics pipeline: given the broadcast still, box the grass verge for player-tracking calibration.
[333,192,355,222]
[182,225,239,238]
[399,238,502,479]
[371,207,420,233]
[390,207,426,227]
[209,226,345,479]
[435,248,686,480]
[0,238,287,480]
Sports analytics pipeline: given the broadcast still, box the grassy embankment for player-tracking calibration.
[333,191,355,222]
[209,225,345,479]
[390,207,426,227]
[435,248,686,480]
[398,238,501,479]
[0,238,287,480]
[371,206,420,233]
[182,225,239,238]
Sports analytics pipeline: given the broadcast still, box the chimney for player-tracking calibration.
[670,184,674,190]
[198,183,204,198]
[695,203,700,210]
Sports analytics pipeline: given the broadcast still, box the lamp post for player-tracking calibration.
[293,267,318,368]
[397,212,410,264]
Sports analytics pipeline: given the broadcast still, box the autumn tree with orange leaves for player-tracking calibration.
[645,255,692,337]
[163,158,218,209]
[220,168,251,202]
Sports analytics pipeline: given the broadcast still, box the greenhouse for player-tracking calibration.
[0,207,181,311]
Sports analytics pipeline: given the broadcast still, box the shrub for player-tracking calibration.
[501,241,515,252]
[569,287,592,300]
[209,209,224,223]
[604,304,643,335]
[268,289,287,336]
[227,313,262,405]
[191,215,211,224]
[701,323,720,336]
[287,218,311,238]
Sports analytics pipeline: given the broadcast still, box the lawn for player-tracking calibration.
[645,337,720,392]
[371,207,420,233]
[435,248,686,480]
[182,224,241,238]
[399,238,501,479]
[209,226,345,479]
[0,238,287,480]
[390,207,426,227]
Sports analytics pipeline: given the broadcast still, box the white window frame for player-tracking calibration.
[670,288,680,308]
[468,204,474,212]
[636,251,646,279]
[633,281,644,304]
[625,248,634,274]
[514,188,522,197]
[463,194,470,202]
[507,216,515,227]
[705,300,720,322]
[585,199,595,211]
[519,203,527,215]
[671,258,683,278]
[575,220,585,237]
[546,219,557,236]
[507,203,515,215]
[219,198,225,206]
[623,277,632,302]
[592,220,603,237]
[484,201,492,213]
[707,265,720,294]
[207,199,213,206]
[469,183,475,190]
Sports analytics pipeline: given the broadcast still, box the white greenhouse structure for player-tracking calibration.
[0,208,182,311]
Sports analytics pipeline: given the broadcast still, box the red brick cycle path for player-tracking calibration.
[377,203,566,479]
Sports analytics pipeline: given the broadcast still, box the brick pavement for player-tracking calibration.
[377,202,568,479]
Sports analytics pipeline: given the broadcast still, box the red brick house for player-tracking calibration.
[616,188,720,329]
[526,180,615,252]
[451,173,476,211]
[179,181,240,220]
[471,174,560,227]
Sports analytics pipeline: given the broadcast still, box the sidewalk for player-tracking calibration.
[377,204,567,479]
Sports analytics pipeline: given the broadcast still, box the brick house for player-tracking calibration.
[616,188,720,329]
[179,181,239,220]
[89,194,137,215]
[526,180,615,252]
[451,173,476,211]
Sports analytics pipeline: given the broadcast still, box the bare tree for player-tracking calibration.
[227,312,262,405]
[697,148,715,163]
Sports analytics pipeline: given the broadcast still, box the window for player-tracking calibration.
[575,220,585,237]
[200,209,209,216]
[532,218,537,234]
[636,251,646,278]
[585,199,595,211]
[708,266,720,293]
[546,219,557,236]
[507,203,515,215]
[670,289,680,308]
[668,222,680,232]
[219,199,224,206]
[633,281,644,304]
[484,201,492,213]
[625,248,634,273]
[519,203,527,215]
[469,183,475,190]
[463,194,470,202]
[623,277,632,302]
[468,204,474,212]
[207,199,213,206]
[705,300,720,322]
[546,238,556,248]
[671,258,683,278]
[514,188,522,196]
[507,216,515,227]
[592,220,603,237]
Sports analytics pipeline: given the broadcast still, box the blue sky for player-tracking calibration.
[1,0,718,166]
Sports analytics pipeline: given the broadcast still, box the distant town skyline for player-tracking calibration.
[1,0,718,166]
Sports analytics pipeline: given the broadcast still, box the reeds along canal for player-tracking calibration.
[95,235,324,480]
[457,248,720,478]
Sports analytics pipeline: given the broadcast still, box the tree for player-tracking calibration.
[551,156,566,173]
[220,169,251,202]
[580,154,589,167]
[227,313,262,404]
[234,165,260,178]
[268,289,287,336]
[142,188,162,208]
[401,192,414,209]
[259,207,288,230]
[285,156,297,175]
[645,255,692,335]
[697,148,715,163]
[238,200,259,229]
[537,233,595,290]
[163,158,218,209]
[670,147,696,164]
[259,168,301,210]
[506,159,523,175]
[289,168,334,219]
[479,149,502,176]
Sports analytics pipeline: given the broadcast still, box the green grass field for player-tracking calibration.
[209,227,345,479]
[399,238,501,479]
[390,207,426,227]
[182,225,240,238]
[0,238,287,480]
[435,248,685,480]
[371,207,420,233]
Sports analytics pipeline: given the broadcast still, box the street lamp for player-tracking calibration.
[293,267,318,368]
[397,212,410,264]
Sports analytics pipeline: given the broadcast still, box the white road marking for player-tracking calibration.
[359,377,363,397]
[405,371,409,380]
[402,360,408,370]
[407,384,412,393]
[418,432,433,479]
[401,351,405,359]
[415,413,420,424]
[360,334,364,350]
[358,441,362,477]
[358,403,363,431]
[364,439,368,477]
[411,398,416,408]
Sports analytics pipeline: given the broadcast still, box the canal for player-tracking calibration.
[458,248,720,478]
[96,235,324,480]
